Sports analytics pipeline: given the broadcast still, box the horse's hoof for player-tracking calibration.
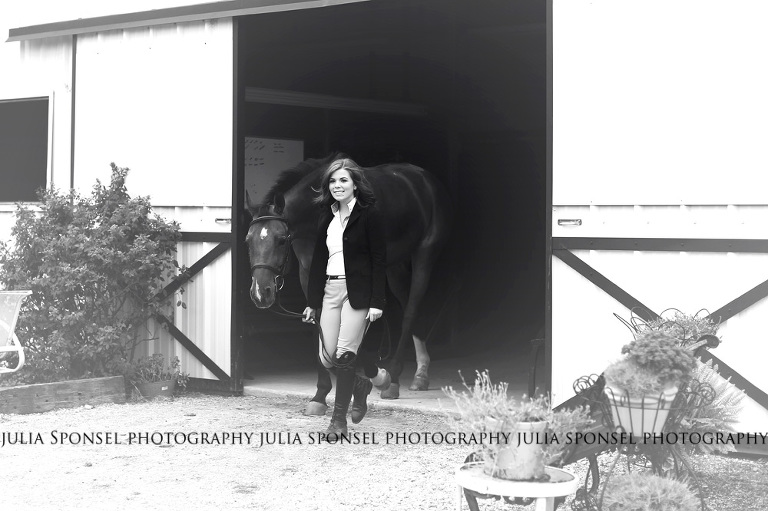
[303,401,328,416]
[380,383,400,400]
[409,364,429,391]
[409,375,429,391]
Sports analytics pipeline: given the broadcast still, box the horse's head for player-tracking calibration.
[245,193,292,309]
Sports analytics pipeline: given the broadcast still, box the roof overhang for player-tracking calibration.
[7,0,370,42]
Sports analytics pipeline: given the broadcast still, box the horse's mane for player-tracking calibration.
[263,153,344,204]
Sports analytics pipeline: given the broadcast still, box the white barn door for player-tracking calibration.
[74,19,235,387]
[551,0,768,434]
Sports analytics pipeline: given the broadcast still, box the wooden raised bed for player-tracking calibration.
[0,375,126,414]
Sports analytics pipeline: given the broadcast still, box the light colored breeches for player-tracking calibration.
[317,279,369,368]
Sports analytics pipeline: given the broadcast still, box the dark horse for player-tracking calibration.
[245,153,452,411]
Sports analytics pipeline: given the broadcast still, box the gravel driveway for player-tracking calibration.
[0,393,765,510]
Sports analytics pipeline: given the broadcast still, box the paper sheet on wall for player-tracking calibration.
[245,137,304,206]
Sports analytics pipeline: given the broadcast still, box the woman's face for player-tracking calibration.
[329,168,356,204]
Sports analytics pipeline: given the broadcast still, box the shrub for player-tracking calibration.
[682,359,746,454]
[0,164,182,384]
[644,308,720,348]
[602,472,700,511]
[443,370,593,466]
[123,353,189,390]
[604,331,698,395]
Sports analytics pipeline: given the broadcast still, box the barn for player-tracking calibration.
[1,0,767,435]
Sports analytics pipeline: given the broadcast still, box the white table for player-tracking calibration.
[454,463,579,511]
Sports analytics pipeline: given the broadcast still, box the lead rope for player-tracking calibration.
[267,290,306,318]
[318,319,373,369]
[317,316,393,369]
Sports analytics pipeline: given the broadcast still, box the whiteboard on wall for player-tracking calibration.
[244,137,304,205]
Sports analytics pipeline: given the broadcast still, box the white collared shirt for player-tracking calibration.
[326,197,356,275]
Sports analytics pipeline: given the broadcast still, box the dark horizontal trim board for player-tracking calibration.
[7,0,369,41]
[555,238,768,253]
[181,232,232,243]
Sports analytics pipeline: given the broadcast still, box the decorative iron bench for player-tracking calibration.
[0,290,32,375]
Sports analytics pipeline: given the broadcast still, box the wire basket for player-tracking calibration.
[573,375,715,437]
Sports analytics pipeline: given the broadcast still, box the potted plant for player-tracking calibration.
[616,307,720,349]
[615,307,745,455]
[602,472,700,511]
[444,370,592,481]
[603,330,697,436]
[124,353,189,399]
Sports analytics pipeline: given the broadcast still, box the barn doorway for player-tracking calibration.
[235,0,547,398]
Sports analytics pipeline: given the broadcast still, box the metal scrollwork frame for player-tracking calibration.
[569,374,716,511]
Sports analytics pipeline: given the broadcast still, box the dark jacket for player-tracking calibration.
[307,203,387,310]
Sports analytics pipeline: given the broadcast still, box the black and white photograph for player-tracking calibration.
[1,1,767,510]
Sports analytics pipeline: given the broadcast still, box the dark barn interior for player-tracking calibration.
[236,0,547,391]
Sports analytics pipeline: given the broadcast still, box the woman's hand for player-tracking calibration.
[366,308,383,322]
[302,307,317,324]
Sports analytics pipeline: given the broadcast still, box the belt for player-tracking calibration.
[326,275,346,281]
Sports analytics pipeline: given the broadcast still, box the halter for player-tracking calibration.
[248,215,293,289]
[248,215,304,318]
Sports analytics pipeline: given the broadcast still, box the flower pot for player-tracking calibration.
[603,385,678,436]
[135,379,176,399]
[483,418,548,481]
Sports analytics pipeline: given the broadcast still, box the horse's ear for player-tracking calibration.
[273,193,285,215]
[243,207,253,227]
[245,190,259,215]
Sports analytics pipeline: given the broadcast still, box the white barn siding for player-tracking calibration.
[18,36,73,192]
[553,0,768,206]
[552,246,768,432]
[73,19,234,380]
[151,207,233,380]
[73,19,233,206]
[169,241,232,379]
[552,0,768,431]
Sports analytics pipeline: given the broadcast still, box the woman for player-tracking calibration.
[302,157,390,438]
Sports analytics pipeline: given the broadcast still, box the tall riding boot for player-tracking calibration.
[351,375,373,424]
[326,364,355,441]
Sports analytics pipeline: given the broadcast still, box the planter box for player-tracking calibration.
[0,375,126,414]
[134,379,176,399]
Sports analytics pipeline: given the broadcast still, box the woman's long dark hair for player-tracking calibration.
[313,157,376,209]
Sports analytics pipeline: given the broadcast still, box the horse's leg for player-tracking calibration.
[398,250,438,392]
[379,263,410,399]
[305,359,332,415]
[410,333,429,391]
[295,239,332,416]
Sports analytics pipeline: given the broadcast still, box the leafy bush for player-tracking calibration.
[605,331,698,395]
[443,370,593,466]
[123,353,189,389]
[602,472,700,511]
[682,359,746,454]
[644,308,720,349]
[0,164,182,384]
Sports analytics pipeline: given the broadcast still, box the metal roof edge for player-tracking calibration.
[6,0,368,42]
